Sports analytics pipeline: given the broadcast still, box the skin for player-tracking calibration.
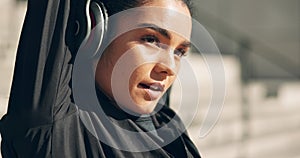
[95,0,192,114]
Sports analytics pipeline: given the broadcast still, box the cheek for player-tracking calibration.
[166,75,176,87]
[129,65,154,86]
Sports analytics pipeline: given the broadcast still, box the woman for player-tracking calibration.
[0,0,201,157]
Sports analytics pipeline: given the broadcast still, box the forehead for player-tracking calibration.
[106,6,192,42]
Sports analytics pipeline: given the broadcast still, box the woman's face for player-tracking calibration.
[95,0,192,114]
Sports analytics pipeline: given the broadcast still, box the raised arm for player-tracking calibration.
[1,0,81,131]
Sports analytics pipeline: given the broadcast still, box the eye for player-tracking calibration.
[174,48,187,57]
[141,35,160,45]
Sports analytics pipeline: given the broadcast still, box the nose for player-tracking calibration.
[153,62,175,77]
[152,49,177,77]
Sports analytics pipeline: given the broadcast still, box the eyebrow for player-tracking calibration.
[137,23,191,48]
[138,23,171,39]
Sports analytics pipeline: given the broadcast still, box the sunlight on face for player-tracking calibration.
[95,0,192,114]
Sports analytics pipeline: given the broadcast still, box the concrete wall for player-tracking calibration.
[181,54,300,158]
[193,0,300,79]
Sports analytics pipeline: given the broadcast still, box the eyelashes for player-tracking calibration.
[141,35,160,45]
[174,48,188,57]
[140,34,188,57]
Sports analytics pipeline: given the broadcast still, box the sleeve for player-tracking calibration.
[3,0,78,127]
[0,0,84,140]
[0,0,82,157]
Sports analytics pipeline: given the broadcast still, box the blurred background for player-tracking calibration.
[0,0,299,158]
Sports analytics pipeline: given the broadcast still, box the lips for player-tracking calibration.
[138,83,164,91]
[138,82,165,100]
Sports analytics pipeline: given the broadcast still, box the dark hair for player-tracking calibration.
[100,0,193,16]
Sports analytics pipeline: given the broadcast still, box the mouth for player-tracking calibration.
[138,83,165,101]
[138,82,164,92]
[137,82,165,101]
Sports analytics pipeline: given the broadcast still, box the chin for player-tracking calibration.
[130,99,159,115]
